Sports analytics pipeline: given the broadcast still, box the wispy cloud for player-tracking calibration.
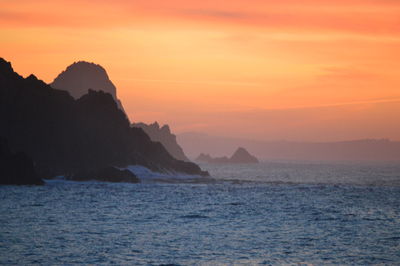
[1,0,400,36]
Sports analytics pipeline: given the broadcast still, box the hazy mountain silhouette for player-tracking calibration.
[0,58,208,181]
[179,132,400,162]
[196,147,259,164]
[133,122,190,162]
[51,61,125,112]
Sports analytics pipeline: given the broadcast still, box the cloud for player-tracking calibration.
[173,8,400,35]
[1,0,400,36]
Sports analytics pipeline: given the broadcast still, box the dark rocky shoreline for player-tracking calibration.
[0,58,208,185]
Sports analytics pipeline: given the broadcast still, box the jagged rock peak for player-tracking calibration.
[150,121,160,129]
[133,121,190,162]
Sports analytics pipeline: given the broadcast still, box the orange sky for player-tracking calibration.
[1,0,400,141]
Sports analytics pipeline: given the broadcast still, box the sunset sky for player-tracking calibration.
[1,0,400,141]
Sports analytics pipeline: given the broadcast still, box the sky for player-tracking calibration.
[1,0,400,141]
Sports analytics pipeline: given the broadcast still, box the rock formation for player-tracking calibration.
[133,122,190,161]
[0,58,208,181]
[230,147,259,163]
[50,61,125,112]
[196,147,259,164]
[51,61,190,162]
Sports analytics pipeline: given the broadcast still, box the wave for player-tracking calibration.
[122,165,217,184]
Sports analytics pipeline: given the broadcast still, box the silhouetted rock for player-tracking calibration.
[72,166,140,183]
[53,61,190,162]
[0,138,44,185]
[230,147,259,163]
[133,122,190,161]
[0,58,208,179]
[196,147,259,164]
[50,61,125,112]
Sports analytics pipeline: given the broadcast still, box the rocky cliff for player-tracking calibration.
[0,58,208,180]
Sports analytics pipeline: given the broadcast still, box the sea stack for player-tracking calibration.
[230,147,259,163]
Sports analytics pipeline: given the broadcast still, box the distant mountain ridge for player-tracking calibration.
[0,58,208,182]
[133,122,190,162]
[196,147,259,164]
[178,132,400,162]
[51,61,125,112]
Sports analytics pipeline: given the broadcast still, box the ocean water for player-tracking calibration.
[1,161,400,265]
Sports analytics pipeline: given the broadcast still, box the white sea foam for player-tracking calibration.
[123,165,210,183]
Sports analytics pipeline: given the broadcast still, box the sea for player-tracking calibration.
[1,161,400,265]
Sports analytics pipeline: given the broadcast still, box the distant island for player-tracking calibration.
[179,132,400,162]
[196,147,259,164]
[0,58,208,185]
